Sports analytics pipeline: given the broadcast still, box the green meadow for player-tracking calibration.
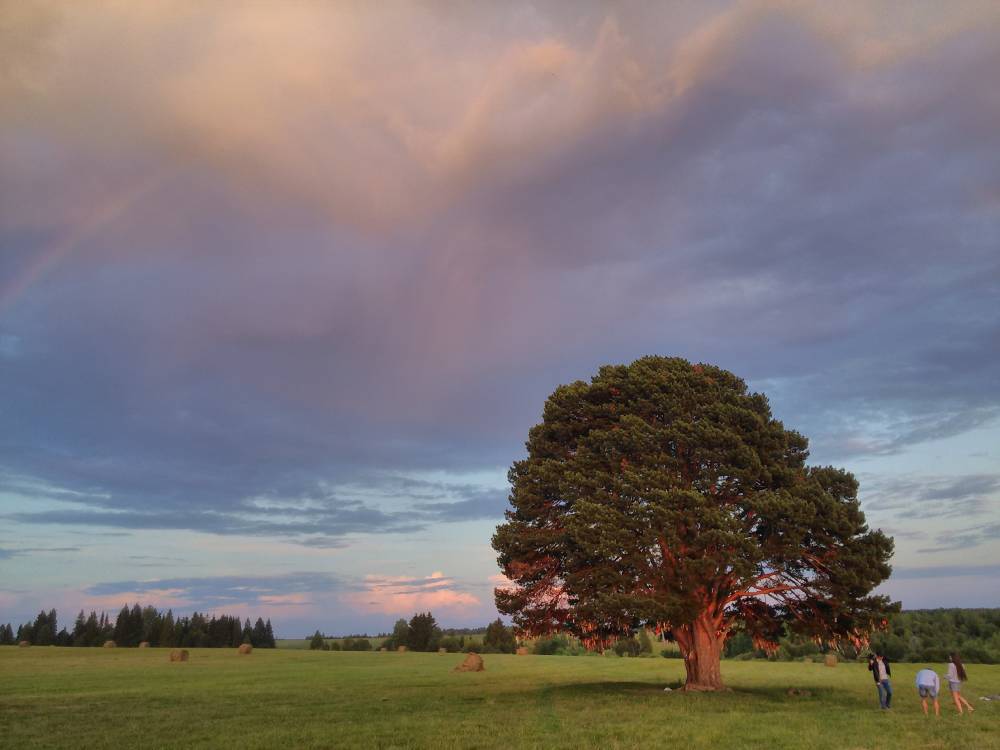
[1,646,997,749]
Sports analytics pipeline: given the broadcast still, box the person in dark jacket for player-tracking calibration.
[867,651,893,709]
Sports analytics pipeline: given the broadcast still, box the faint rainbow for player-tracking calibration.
[0,171,169,315]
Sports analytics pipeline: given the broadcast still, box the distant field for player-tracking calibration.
[1,647,997,749]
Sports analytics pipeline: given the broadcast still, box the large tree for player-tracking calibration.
[493,357,895,690]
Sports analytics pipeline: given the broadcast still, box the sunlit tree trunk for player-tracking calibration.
[675,612,727,691]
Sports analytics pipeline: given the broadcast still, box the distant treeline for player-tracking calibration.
[723,608,1000,664]
[310,614,515,654]
[1,605,276,648]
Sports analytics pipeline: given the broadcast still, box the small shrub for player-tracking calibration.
[613,638,641,657]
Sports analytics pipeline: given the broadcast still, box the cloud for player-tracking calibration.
[345,572,481,616]
[891,564,1000,581]
[0,545,81,558]
[862,473,1000,520]
[85,571,342,614]
[916,522,1000,553]
[2,471,508,545]
[0,1,999,615]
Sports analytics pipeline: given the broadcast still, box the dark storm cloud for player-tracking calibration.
[1,2,998,545]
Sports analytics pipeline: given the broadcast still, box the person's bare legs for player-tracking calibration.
[934,697,940,717]
[922,697,929,715]
[959,693,975,713]
[952,691,964,714]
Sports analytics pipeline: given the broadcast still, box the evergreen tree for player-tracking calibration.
[159,611,176,647]
[407,612,439,652]
[113,606,130,645]
[309,631,326,650]
[494,356,896,690]
[483,618,516,653]
[264,619,275,648]
[72,611,87,645]
[251,617,267,648]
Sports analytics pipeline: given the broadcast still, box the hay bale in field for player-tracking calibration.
[438,647,447,653]
[516,647,529,656]
[18,640,30,648]
[169,649,189,662]
[454,652,484,672]
[824,653,837,667]
[378,647,387,652]
[397,645,407,653]
[238,643,252,655]
[103,640,117,648]
[138,641,150,648]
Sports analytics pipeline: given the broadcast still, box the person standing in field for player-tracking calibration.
[915,667,941,717]
[946,653,975,715]
[868,651,892,709]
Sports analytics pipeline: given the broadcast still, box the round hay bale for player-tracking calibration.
[454,652,485,672]
[18,640,30,648]
[238,643,252,655]
[378,647,387,652]
[438,647,447,653]
[103,640,117,648]
[169,648,189,662]
[397,645,408,653]
[824,653,837,667]
[515,646,529,656]
[138,641,150,648]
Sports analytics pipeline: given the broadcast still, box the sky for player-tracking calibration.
[1,0,998,637]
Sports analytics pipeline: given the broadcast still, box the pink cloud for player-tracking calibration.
[344,572,480,615]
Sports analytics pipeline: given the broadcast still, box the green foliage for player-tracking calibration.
[341,637,372,651]
[531,635,587,656]
[721,608,1000,663]
[638,628,653,655]
[493,356,896,687]
[407,612,441,652]
[309,631,326,650]
[16,606,276,648]
[437,636,462,653]
[483,618,517,654]
[382,618,410,651]
[613,638,642,657]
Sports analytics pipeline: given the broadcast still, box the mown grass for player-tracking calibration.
[1,646,997,749]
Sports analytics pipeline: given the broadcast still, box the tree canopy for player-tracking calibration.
[492,356,896,690]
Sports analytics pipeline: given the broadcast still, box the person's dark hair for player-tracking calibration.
[950,653,967,681]
[875,650,884,659]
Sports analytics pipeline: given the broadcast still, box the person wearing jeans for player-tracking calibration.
[868,652,892,709]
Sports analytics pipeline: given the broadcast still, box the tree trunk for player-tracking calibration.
[675,613,727,691]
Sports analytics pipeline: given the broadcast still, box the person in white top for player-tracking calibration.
[946,653,975,715]
[915,667,940,716]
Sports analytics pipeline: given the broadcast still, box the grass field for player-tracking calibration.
[1,647,997,749]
